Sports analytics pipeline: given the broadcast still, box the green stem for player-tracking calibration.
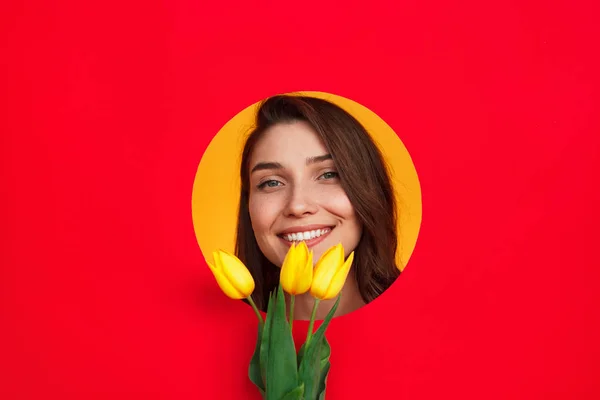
[305,298,320,345]
[247,295,264,325]
[289,294,295,331]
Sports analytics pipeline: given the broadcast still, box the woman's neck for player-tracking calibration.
[285,270,366,320]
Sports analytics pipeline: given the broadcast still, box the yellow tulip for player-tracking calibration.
[310,243,355,300]
[280,241,313,295]
[207,250,255,300]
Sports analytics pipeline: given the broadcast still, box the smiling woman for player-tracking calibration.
[236,95,401,319]
[192,91,422,321]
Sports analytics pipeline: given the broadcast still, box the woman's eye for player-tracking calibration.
[319,171,339,180]
[258,180,282,189]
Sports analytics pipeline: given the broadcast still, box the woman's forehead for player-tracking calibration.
[249,121,328,164]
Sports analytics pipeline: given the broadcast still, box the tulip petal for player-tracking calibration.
[207,258,219,274]
[217,250,255,297]
[313,244,341,282]
[296,241,309,265]
[295,249,313,294]
[294,242,311,294]
[280,242,298,294]
[208,261,245,299]
[280,241,313,295]
[323,251,354,300]
[311,244,345,300]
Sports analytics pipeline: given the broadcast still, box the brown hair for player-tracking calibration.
[236,94,400,311]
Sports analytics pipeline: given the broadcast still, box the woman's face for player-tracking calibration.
[248,121,363,267]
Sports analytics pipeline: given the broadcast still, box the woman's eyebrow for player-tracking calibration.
[306,154,332,165]
[251,154,332,174]
[251,161,284,173]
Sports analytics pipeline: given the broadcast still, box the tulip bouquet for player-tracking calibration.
[207,241,354,400]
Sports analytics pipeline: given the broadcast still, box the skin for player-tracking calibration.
[248,121,367,319]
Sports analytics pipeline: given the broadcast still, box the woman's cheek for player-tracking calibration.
[322,186,356,217]
[249,194,280,233]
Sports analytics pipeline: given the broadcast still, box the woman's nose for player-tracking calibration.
[284,186,318,217]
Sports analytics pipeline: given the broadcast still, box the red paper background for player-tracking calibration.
[2,0,599,399]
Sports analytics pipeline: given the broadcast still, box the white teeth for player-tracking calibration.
[281,228,331,242]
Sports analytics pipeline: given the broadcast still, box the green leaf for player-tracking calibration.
[281,383,305,400]
[316,338,331,400]
[259,293,275,388]
[318,375,328,400]
[297,341,306,369]
[265,285,299,400]
[300,337,324,399]
[318,334,331,371]
[248,322,265,397]
[296,299,334,368]
[298,295,340,400]
[310,295,340,349]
